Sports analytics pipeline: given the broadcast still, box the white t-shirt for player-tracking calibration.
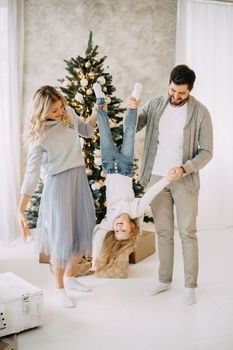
[152,102,187,176]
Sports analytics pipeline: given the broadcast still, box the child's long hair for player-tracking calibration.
[95,224,139,274]
[28,86,70,141]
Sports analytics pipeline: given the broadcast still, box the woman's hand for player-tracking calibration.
[127,96,140,109]
[18,210,30,239]
[18,194,31,239]
[89,103,108,127]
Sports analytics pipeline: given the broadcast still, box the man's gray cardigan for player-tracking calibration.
[136,95,213,194]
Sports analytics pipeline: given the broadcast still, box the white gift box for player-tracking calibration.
[0,272,44,337]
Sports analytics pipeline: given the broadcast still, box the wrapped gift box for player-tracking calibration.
[129,230,155,264]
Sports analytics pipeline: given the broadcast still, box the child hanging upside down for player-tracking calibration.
[91,83,177,276]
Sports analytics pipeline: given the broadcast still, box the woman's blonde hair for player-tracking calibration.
[28,85,70,141]
[95,221,139,274]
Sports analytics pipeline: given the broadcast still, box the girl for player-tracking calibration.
[91,83,175,275]
[18,86,102,308]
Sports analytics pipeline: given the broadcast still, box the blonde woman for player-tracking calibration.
[91,84,176,275]
[18,86,101,308]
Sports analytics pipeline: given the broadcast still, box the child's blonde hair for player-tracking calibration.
[28,86,70,141]
[95,223,139,274]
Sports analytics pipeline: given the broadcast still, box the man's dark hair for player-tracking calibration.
[169,65,196,91]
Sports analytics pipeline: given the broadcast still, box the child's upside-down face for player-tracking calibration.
[113,213,133,241]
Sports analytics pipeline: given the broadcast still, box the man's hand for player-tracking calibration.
[167,166,184,181]
[127,96,140,109]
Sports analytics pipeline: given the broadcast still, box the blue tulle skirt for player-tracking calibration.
[35,166,96,269]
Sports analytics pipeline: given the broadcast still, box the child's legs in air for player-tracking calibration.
[96,97,118,173]
[120,108,137,165]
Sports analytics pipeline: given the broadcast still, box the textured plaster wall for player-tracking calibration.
[23,0,177,161]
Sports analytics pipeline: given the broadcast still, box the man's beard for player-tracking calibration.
[169,95,189,107]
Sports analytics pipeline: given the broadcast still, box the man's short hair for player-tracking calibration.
[169,65,196,91]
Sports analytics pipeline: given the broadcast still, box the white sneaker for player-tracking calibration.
[64,277,92,292]
[93,83,105,99]
[55,289,75,308]
[146,282,171,296]
[183,288,196,305]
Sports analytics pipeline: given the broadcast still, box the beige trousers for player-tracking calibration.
[149,175,199,288]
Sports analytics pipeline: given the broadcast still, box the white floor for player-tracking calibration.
[1,227,233,350]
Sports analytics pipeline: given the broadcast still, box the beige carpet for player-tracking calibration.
[0,335,16,350]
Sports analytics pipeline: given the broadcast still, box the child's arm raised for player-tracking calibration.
[136,177,170,217]
[136,170,178,216]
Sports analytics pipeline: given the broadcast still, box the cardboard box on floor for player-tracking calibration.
[39,253,50,264]
[129,230,156,264]
[49,258,93,277]
[39,254,93,277]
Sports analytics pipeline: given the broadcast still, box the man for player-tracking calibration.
[137,65,213,305]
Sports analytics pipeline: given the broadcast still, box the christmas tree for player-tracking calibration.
[25,31,148,228]
[59,31,145,223]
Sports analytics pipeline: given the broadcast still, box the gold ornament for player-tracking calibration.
[88,72,95,79]
[86,88,93,96]
[86,168,93,176]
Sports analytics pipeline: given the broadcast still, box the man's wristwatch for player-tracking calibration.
[180,166,186,175]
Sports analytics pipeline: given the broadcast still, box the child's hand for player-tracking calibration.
[127,96,139,109]
[167,167,184,181]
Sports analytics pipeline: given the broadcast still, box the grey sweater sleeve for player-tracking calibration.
[136,99,153,132]
[68,107,95,138]
[183,107,213,174]
[20,142,44,196]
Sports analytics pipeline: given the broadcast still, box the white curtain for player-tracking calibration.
[176,0,233,230]
[0,0,24,242]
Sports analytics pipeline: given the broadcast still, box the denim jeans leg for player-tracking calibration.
[120,108,137,164]
[96,98,118,171]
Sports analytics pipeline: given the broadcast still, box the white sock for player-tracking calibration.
[55,289,74,308]
[183,288,196,305]
[93,83,105,99]
[64,276,92,292]
[132,82,143,100]
[146,282,171,296]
